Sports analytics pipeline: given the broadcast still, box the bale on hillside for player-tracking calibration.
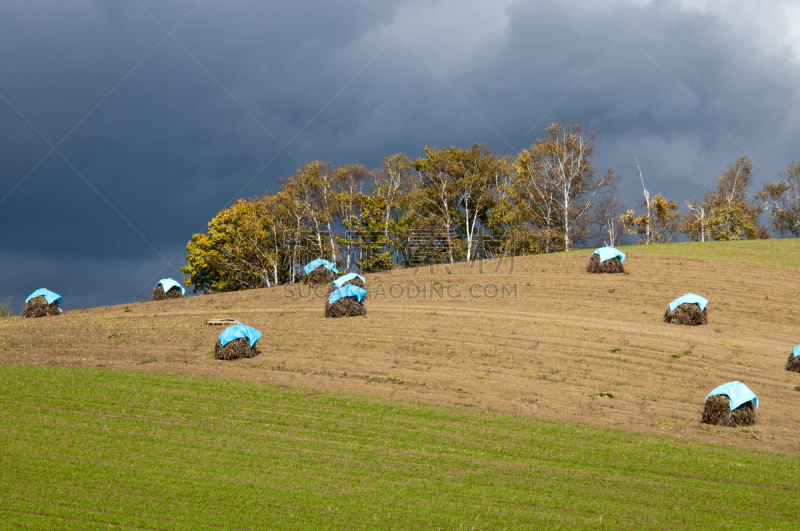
[305,266,337,285]
[701,394,756,427]
[586,254,625,274]
[326,276,365,295]
[152,284,184,301]
[22,296,60,318]
[214,337,260,360]
[786,353,800,373]
[664,303,707,326]
[325,296,366,318]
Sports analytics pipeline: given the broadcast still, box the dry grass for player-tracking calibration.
[0,297,13,318]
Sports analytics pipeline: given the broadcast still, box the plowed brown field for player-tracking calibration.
[3,252,800,454]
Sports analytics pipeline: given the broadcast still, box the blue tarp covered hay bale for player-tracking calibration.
[303,259,339,284]
[701,381,757,427]
[326,285,367,318]
[664,293,708,326]
[214,323,262,360]
[785,344,800,372]
[327,272,365,294]
[152,279,185,301]
[587,247,625,273]
[22,288,62,318]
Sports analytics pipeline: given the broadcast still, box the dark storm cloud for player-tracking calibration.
[0,248,183,310]
[1,0,799,312]
[462,0,800,202]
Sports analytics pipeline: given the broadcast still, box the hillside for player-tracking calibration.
[3,240,800,455]
[616,238,800,269]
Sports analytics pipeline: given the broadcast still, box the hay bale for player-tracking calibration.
[326,276,365,295]
[165,286,183,299]
[152,284,183,301]
[785,353,800,373]
[701,394,756,427]
[325,296,366,318]
[664,303,707,326]
[305,266,337,285]
[214,337,260,360]
[152,284,165,300]
[586,254,625,274]
[22,295,60,318]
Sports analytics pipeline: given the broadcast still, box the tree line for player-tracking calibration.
[182,121,800,293]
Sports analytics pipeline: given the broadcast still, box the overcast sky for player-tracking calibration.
[2,0,799,311]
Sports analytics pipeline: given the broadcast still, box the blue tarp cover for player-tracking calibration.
[329,285,367,305]
[332,272,366,289]
[706,381,758,410]
[155,278,185,295]
[219,323,262,348]
[304,258,339,275]
[794,344,800,358]
[25,288,62,305]
[669,292,708,312]
[592,246,626,263]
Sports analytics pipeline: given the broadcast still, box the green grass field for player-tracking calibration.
[616,238,800,269]
[1,367,797,530]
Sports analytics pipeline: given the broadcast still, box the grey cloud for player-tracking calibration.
[0,248,185,315]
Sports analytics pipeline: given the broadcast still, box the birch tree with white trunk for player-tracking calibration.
[515,122,616,251]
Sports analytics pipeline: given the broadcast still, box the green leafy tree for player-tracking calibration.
[755,161,800,237]
[412,147,464,264]
[182,198,284,293]
[485,156,528,255]
[343,194,396,272]
[619,159,680,244]
[701,156,769,241]
[184,127,628,292]
[410,144,502,265]
[448,144,500,261]
[513,122,616,252]
[373,153,421,267]
[0,297,14,318]
[621,193,681,244]
[335,163,371,270]
[281,161,340,264]
[682,200,708,242]
[509,148,559,254]
[375,153,416,238]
